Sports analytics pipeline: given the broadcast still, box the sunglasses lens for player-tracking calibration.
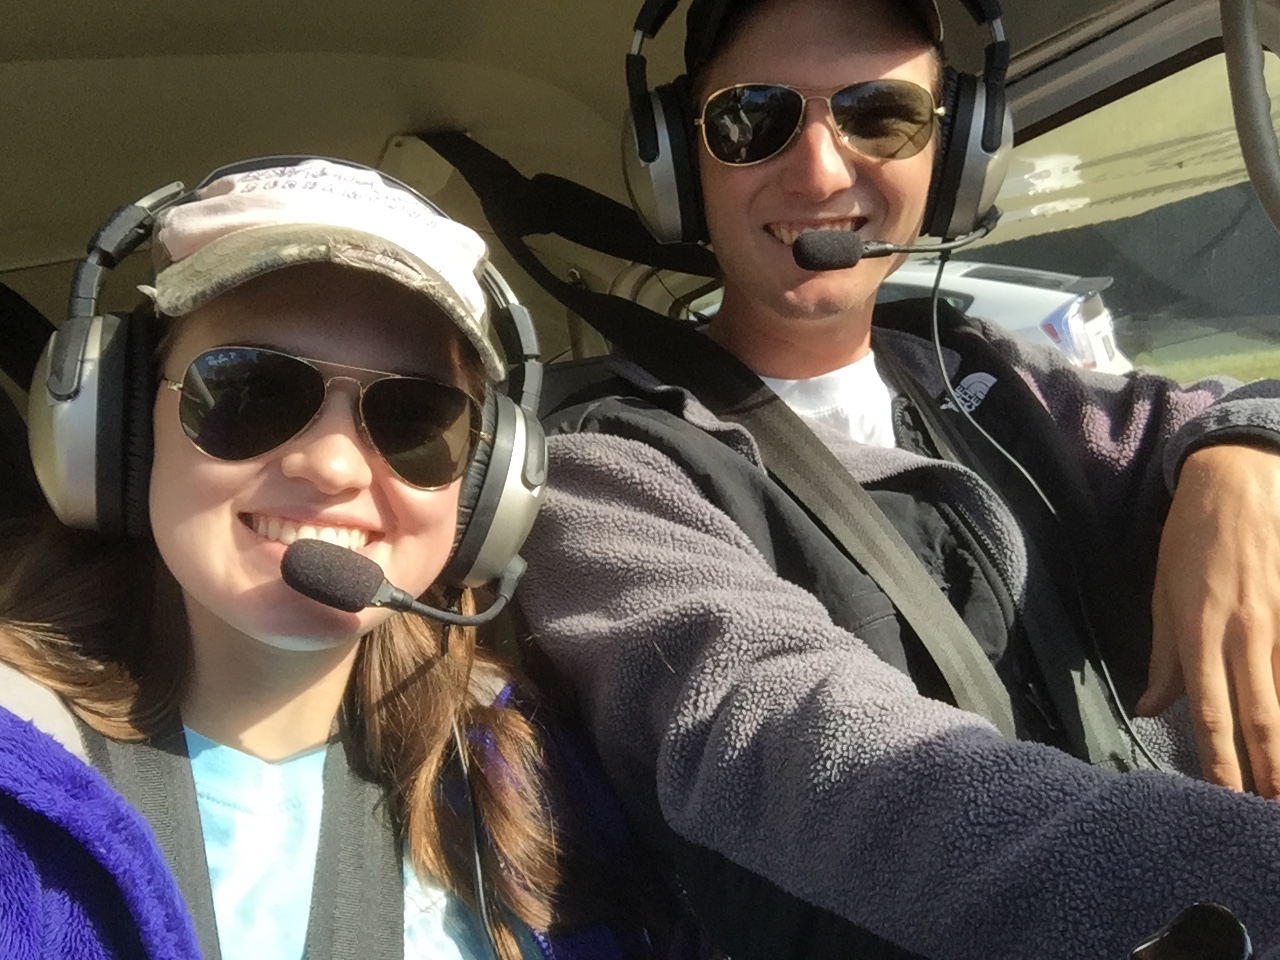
[178,348,324,461]
[830,80,937,159]
[702,85,805,164]
[362,379,478,488]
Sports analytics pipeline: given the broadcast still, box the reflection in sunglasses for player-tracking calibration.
[161,346,481,489]
[698,79,943,167]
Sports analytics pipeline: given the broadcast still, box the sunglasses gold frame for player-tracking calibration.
[161,346,487,490]
[695,79,946,168]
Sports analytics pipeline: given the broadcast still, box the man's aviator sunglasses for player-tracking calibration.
[162,346,483,490]
[696,79,944,167]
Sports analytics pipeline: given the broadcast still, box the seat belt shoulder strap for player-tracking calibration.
[77,722,406,960]
[77,721,223,960]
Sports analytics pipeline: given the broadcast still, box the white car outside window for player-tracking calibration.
[878,258,1135,375]
[610,258,1136,376]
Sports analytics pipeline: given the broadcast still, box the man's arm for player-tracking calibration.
[1143,442,1280,796]
[978,325,1280,797]
[520,427,1280,960]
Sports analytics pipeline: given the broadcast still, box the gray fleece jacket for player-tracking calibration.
[517,314,1280,960]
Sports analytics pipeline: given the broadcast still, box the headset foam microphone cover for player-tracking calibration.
[281,539,385,613]
[792,231,867,271]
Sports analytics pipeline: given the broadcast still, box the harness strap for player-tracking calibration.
[307,736,405,960]
[719,378,1019,738]
[79,723,223,960]
[77,721,406,960]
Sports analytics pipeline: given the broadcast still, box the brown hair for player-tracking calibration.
[0,518,559,959]
[0,288,561,958]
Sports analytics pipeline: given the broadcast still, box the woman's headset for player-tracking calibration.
[622,0,1013,243]
[26,156,547,590]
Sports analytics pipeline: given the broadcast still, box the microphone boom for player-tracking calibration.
[791,207,1004,273]
[792,230,866,271]
[280,539,526,627]
[281,538,383,612]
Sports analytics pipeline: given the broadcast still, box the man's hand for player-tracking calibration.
[1139,443,1280,797]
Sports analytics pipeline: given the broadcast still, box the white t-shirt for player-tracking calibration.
[759,350,899,448]
[185,728,531,960]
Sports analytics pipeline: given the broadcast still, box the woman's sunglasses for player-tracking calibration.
[696,79,944,167]
[161,346,483,490]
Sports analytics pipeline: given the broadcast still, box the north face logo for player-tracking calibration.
[941,372,998,413]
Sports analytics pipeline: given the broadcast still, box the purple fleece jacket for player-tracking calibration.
[0,707,200,960]
[517,320,1280,960]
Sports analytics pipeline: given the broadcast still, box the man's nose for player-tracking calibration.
[779,100,858,199]
[278,382,375,495]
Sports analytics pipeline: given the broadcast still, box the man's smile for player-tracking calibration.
[765,217,869,246]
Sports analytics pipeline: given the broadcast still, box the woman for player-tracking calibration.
[0,157,644,960]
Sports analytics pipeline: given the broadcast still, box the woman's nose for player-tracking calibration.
[278,382,375,495]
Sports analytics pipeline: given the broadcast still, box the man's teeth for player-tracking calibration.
[770,221,860,246]
[251,517,369,550]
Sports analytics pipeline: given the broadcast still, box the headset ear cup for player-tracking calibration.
[923,66,962,238]
[663,75,707,243]
[623,76,706,243]
[88,313,129,537]
[121,311,157,538]
[90,310,156,538]
[923,69,1010,239]
[442,389,545,588]
[445,389,497,583]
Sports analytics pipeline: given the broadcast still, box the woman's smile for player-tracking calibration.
[240,513,377,551]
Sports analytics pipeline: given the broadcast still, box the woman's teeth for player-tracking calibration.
[769,221,862,246]
[251,517,369,550]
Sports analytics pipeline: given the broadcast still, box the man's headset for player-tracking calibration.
[26,156,547,591]
[622,0,1013,244]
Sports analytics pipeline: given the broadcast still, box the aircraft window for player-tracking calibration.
[960,52,1280,384]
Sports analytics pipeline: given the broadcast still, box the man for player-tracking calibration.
[518,0,1280,957]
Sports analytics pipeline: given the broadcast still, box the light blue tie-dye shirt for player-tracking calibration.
[184,728,536,960]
